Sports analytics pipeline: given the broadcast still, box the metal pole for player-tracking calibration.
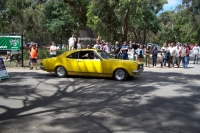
[61,36,62,50]
[21,33,24,67]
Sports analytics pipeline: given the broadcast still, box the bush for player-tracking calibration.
[23,49,69,60]
[23,50,29,60]
[38,49,50,59]
[56,49,68,56]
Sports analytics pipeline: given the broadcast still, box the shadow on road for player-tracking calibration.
[0,71,200,133]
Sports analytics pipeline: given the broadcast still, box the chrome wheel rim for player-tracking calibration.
[57,67,66,77]
[115,69,125,80]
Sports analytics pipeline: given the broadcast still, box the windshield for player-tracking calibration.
[97,51,111,59]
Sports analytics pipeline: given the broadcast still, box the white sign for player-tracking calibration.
[0,58,9,81]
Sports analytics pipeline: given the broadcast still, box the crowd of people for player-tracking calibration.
[81,39,199,69]
[157,42,199,69]
[27,34,200,70]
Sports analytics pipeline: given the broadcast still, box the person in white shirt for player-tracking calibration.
[77,40,82,50]
[175,44,181,67]
[127,44,134,60]
[161,43,167,51]
[94,40,100,49]
[103,42,111,54]
[68,34,76,51]
[50,41,57,58]
[177,42,182,49]
[193,43,200,64]
[167,43,176,68]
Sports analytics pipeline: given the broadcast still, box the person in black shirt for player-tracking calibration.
[132,43,139,51]
[113,41,121,59]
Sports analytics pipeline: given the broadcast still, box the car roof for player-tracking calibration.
[69,49,103,52]
[64,49,103,55]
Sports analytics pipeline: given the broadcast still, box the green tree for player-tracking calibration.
[87,0,166,43]
[63,0,89,29]
[43,0,77,41]
[155,3,200,45]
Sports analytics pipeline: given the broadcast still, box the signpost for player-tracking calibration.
[0,58,9,81]
[0,36,21,51]
[0,34,24,67]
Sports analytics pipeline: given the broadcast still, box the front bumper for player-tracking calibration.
[132,68,144,75]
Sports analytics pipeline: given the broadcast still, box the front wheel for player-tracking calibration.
[55,66,67,78]
[114,69,128,81]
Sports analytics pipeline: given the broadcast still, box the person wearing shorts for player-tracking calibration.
[68,34,76,51]
[29,43,38,70]
[50,41,57,58]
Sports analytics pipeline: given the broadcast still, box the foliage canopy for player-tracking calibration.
[0,0,200,45]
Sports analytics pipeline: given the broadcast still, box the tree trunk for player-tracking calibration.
[143,29,147,44]
[122,9,129,41]
[138,30,141,44]
[133,30,138,43]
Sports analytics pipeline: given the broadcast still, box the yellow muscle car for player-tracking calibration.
[40,49,143,81]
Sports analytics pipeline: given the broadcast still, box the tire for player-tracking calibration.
[55,66,67,78]
[114,69,128,81]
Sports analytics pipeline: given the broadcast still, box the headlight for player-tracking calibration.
[138,64,143,69]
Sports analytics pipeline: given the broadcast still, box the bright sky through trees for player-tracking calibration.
[163,0,182,11]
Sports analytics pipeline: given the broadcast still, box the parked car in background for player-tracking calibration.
[147,43,161,52]
[56,44,66,50]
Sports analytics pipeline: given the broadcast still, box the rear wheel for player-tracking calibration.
[55,66,67,78]
[114,69,128,81]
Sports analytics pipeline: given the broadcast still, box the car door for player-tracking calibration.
[77,51,103,75]
[65,52,80,73]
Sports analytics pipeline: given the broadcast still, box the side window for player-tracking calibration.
[94,52,100,59]
[67,52,79,59]
[79,51,100,59]
[79,51,89,59]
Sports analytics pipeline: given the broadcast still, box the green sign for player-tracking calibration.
[0,36,21,50]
